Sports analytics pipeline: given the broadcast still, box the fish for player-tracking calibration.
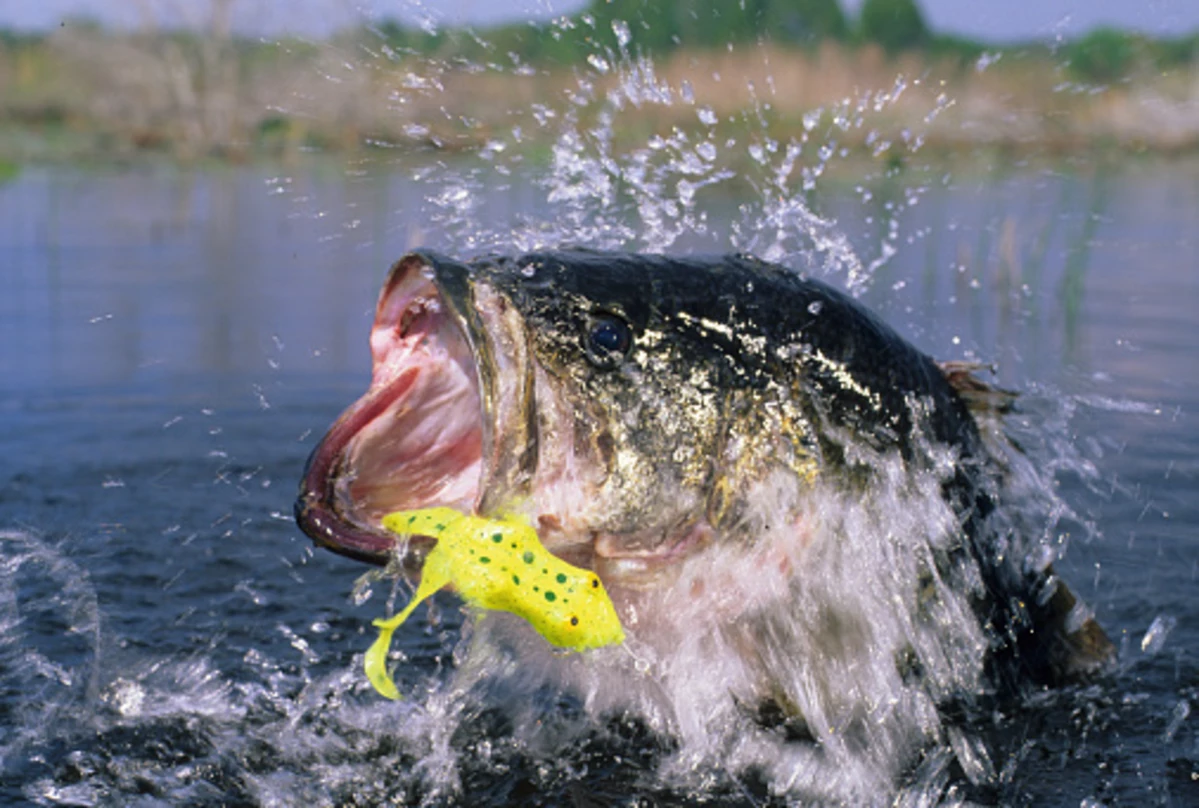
[364,507,624,699]
[294,249,1113,714]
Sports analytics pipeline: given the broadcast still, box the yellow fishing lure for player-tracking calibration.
[364,507,625,699]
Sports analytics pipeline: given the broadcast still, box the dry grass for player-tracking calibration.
[2,29,1197,163]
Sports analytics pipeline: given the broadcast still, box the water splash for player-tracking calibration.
[0,531,101,775]
[357,20,940,295]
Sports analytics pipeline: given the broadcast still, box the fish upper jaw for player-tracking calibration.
[295,252,497,566]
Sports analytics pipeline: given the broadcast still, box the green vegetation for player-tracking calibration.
[857,0,930,55]
[584,0,851,51]
[0,157,20,183]
[372,0,851,65]
[1152,33,1199,70]
[1067,28,1137,83]
[1064,27,1199,83]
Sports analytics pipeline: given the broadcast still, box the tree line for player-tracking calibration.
[372,0,1198,82]
[376,0,935,63]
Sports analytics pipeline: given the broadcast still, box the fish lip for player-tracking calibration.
[294,250,496,567]
[589,521,712,584]
[519,521,712,590]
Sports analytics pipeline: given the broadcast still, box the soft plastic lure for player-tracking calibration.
[365,507,625,699]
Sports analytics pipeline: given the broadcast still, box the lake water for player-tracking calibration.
[1,155,1196,805]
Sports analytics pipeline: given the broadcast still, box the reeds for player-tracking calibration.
[1,27,1196,163]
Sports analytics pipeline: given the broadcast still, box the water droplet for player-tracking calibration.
[807,300,823,315]
[104,678,146,717]
[697,106,717,126]
[350,575,375,606]
[947,725,995,786]
[1141,614,1177,655]
[1163,699,1190,742]
[611,19,631,48]
[234,581,267,606]
[975,51,1001,73]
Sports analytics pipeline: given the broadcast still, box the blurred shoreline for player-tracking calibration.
[2,26,1198,170]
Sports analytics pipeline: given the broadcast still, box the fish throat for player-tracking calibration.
[295,254,502,564]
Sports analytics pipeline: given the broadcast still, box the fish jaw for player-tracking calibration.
[295,252,495,566]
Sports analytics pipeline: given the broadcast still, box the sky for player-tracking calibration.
[3,0,1199,43]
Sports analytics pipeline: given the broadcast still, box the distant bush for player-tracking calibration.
[757,0,851,46]
[857,0,930,55]
[1149,33,1199,71]
[1066,28,1136,83]
[0,28,46,49]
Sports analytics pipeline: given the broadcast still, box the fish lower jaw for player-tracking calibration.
[592,554,682,589]
[589,523,712,589]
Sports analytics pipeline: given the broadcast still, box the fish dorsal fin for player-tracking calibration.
[938,361,1018,416]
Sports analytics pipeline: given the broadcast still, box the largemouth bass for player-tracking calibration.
[295,249,1111,704]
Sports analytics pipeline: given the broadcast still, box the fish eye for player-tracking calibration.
[583,314,633,370]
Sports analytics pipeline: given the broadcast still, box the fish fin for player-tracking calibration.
[937,365,1114,682]
[938,361,1018,416]
[1034,571,1117,682]
[364,553,453,700]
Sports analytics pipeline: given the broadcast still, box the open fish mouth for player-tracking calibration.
[295,253,490,566]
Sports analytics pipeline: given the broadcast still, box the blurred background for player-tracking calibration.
[2,0,1198,163]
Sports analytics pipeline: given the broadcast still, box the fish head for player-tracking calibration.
[295,249,817,584]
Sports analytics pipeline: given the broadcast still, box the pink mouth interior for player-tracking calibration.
[333,262,484,529]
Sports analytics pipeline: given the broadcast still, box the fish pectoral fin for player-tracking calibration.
[1039,575,1117,682]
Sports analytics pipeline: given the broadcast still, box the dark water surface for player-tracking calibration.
[1,159,1197,805]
